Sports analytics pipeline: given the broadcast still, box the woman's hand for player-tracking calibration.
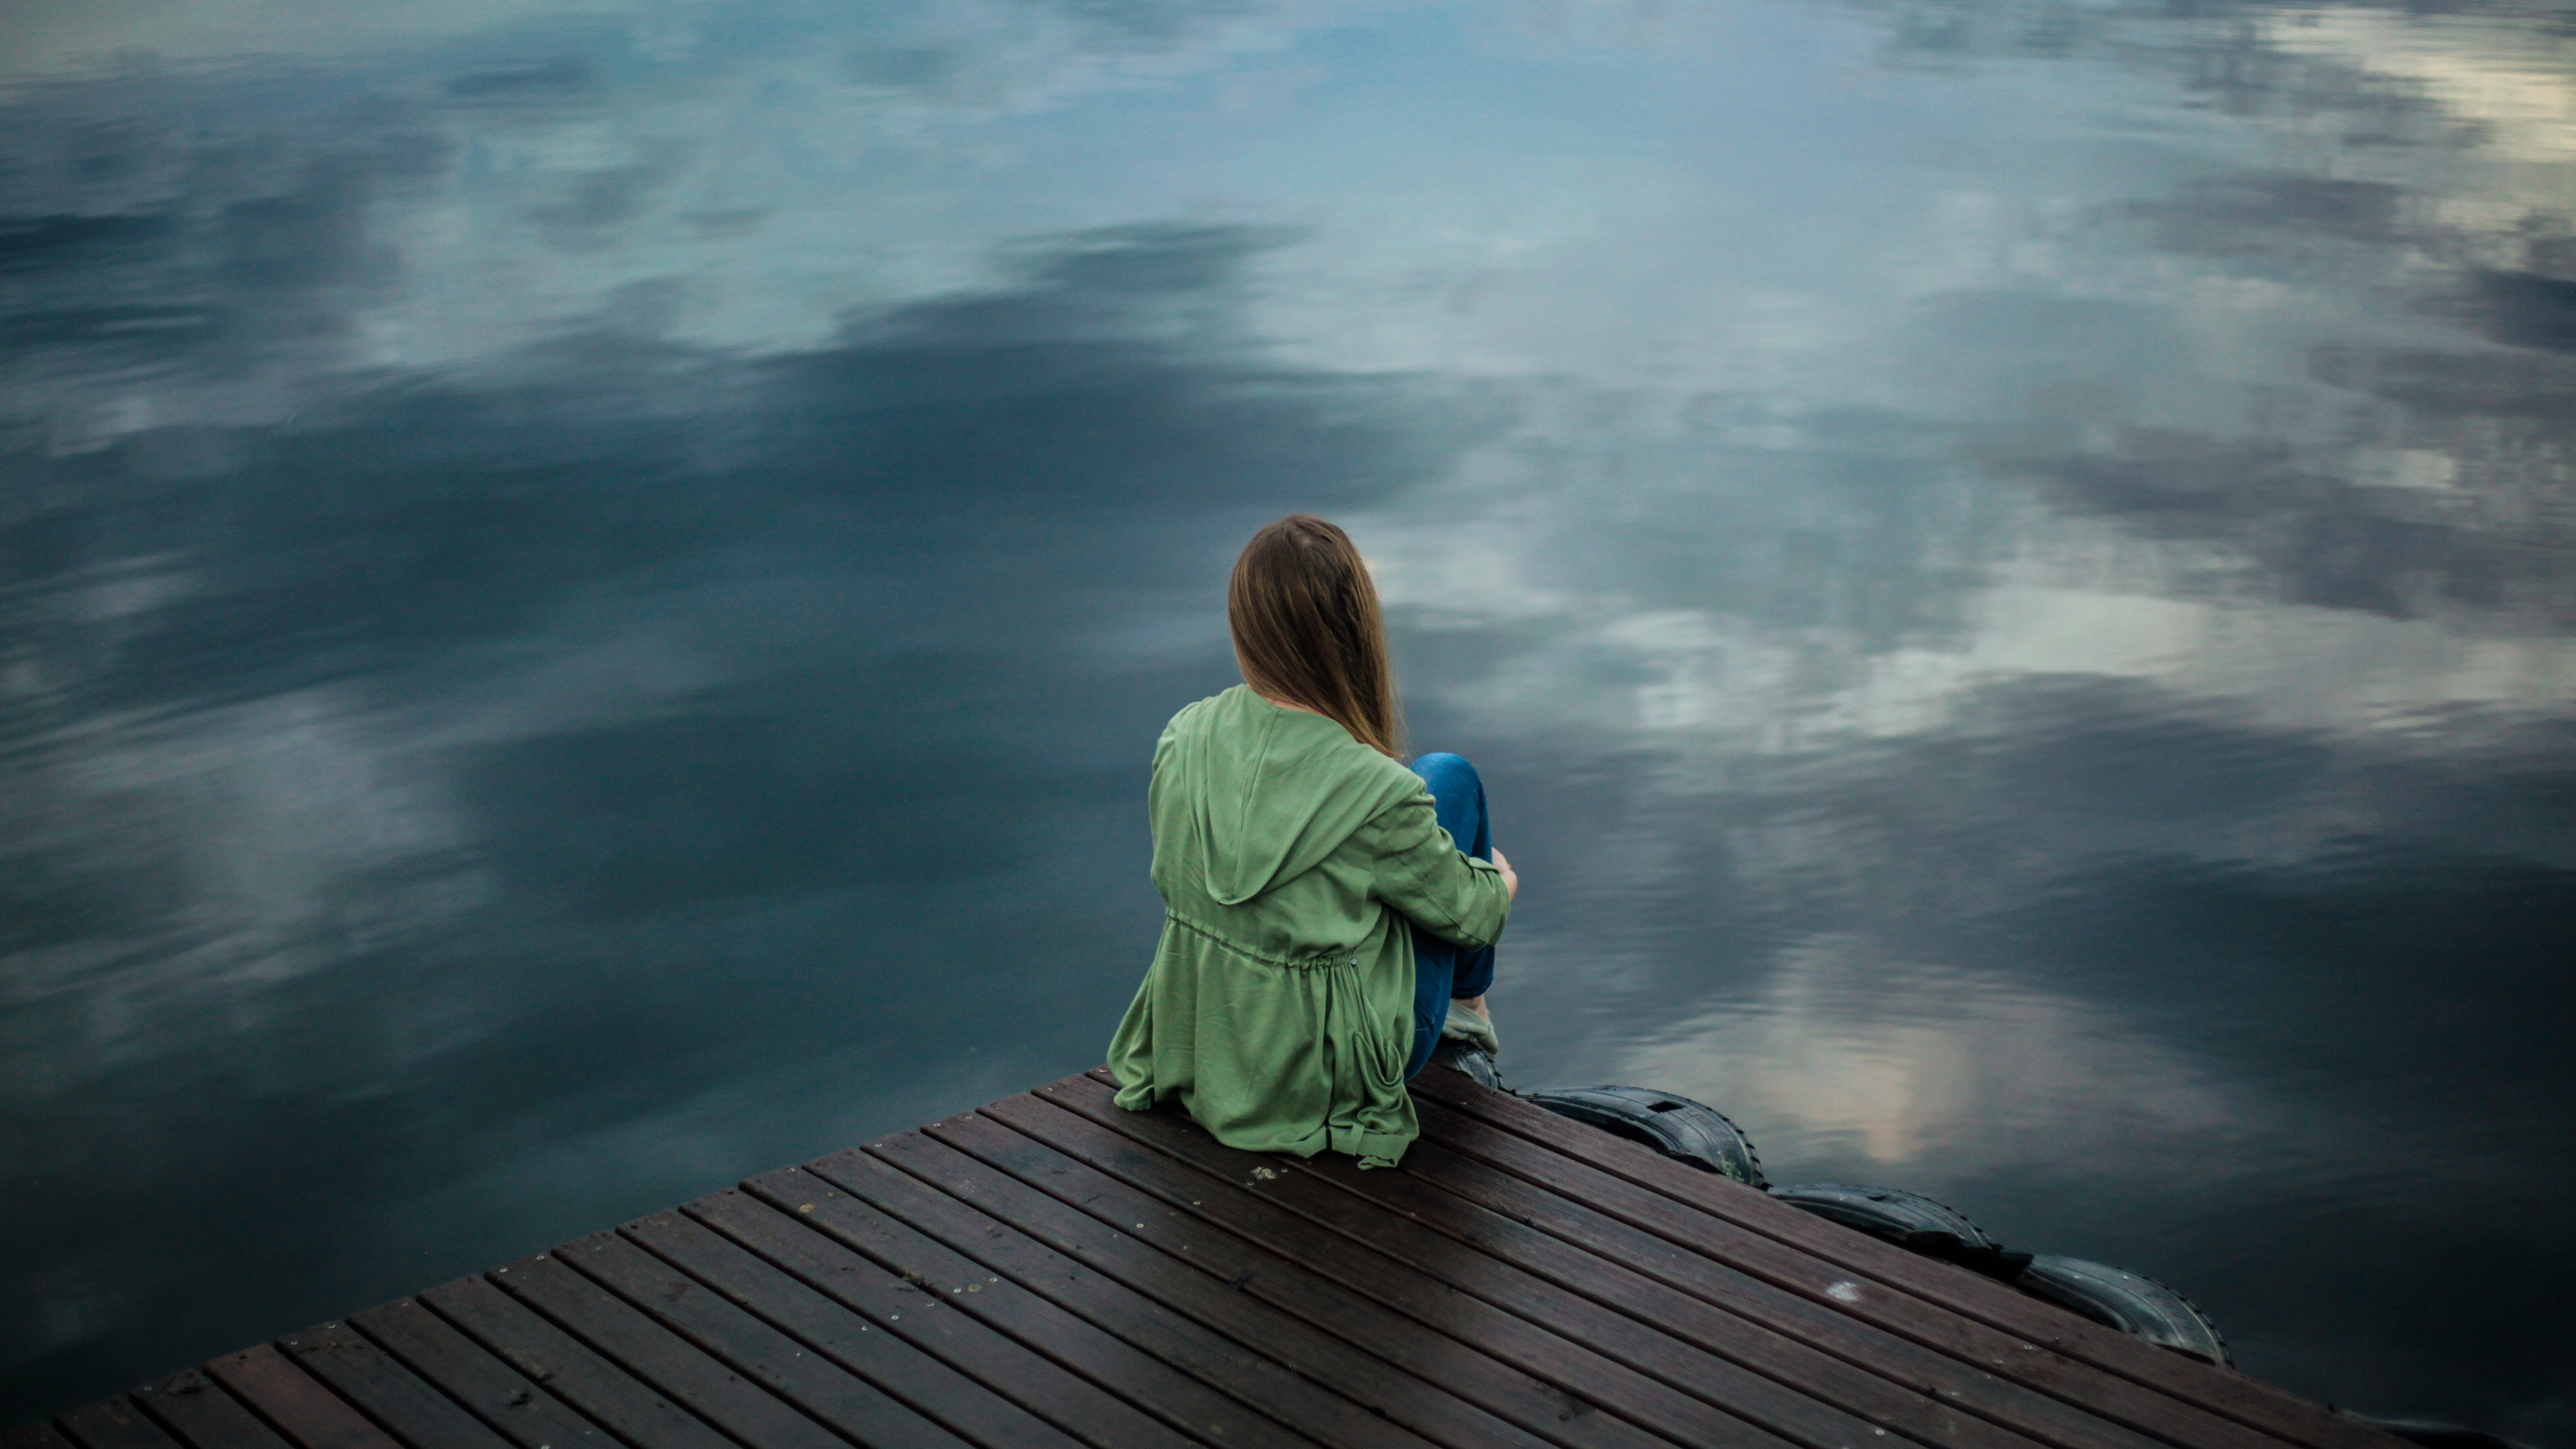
[1491,847,1519,902]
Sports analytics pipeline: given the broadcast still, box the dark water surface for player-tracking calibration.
[5,0,2573,1432]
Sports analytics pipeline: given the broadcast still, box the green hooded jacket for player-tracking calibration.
[1106,686,1512,1167]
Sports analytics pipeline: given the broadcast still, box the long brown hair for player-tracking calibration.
[1228,515,1405,757]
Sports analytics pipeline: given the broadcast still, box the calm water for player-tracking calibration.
[4,0,2573,1432]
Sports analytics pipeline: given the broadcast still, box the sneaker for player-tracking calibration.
[1440,1000,1500,1056]
[1428,1036,1506,1091]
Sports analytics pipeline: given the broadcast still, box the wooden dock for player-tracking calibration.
[13,1066,2409,1449]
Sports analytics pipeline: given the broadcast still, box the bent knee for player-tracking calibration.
[1410,751,1481,794]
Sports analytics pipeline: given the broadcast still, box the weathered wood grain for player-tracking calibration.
[21,1066,2415,1449]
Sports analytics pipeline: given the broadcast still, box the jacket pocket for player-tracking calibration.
[1323,961,1408,1093]
[1364,1007,1410,1090]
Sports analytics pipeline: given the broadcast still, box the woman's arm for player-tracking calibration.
[1362,793,1513,950]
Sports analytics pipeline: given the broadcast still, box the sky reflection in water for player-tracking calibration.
[2,0,2571,1433]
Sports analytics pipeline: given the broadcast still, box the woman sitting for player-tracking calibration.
[1106,514,1518,1168]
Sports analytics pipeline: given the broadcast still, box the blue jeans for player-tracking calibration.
[1404,753,1497,1080]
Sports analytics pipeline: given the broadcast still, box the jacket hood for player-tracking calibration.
[1161,686,1420,906]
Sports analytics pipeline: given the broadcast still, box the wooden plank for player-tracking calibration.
[708,1177,1283,1449]
[846,1118,1664,1449]
[276,1324,515,1449]
[483,1252,855,1449]
[1401,1080,2312,1449]
[882,1118,1629,1449]
[1387,1122,2176,1449]
[9,1424,80,1449]
[824,1134,1436,1449]
[554,1226,989,1449]
[203,1344,399,1449]
[891,1110,1674,1449]
[127,1371,294,1449]
[981,1093,1815,1449]
[914,1099,1779,1449]
[872,1117,1631,1449]
[629,1201,1193,1449]
[1273,1126,2053,1449]
[7,1424,80,1449]
[994,1088,1880,1449]
[1042,1081,2058,1449]
[347,1299,612,1449]
[1399,1099,2261,1449]
[418,1274,733,1449]
[26,1067,2416,1449]
[56,1399,187,1449]
[812,1133,1438,1449]
[1406,1068,2401,1449]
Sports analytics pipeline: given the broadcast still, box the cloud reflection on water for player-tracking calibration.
[1,195,1465,1407]
[1621,937,2247,1173]
[3,0,2573,1434]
